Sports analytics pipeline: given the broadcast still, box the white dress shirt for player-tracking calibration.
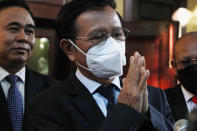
[181,86,197,113]
[0,67,26,112]
[75,69,121,117]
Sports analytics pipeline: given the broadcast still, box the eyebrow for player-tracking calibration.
[178,57,193,61]
[88,29,104,37]
[6,22,36,29]
[87,27,123,37]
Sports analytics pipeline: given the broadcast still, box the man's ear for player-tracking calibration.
[171,60,178,75]
[60,39,76,62]
[171,60,176,68]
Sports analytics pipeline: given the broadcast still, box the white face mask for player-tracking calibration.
[68,37,126,79]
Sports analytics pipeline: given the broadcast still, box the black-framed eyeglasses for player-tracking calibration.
[75,28,130,45]
[175,58,197,66]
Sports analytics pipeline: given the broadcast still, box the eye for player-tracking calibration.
[112,31,125,41]
[88,32,106,40]
[25,29,35,35]
[88,32,107,45]
[113,32,123,38]
[8,27,19,33]
[179,59,191,64]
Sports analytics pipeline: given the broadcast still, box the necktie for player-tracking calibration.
[7,75,23,131]
[191,96,197,104]
[96,84,116,115]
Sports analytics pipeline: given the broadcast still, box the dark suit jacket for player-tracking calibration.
[0,68,60,131]
[165,85,188,122]
[27,73,174,131]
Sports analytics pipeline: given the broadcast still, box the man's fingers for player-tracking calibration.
[126,52,139,79]
[119,52,150,113]
[142,56,146,68]
[133,57,144,86]
[122,78,126,84]
[133,52,141,65]
[141,84,149,113]
[137,68,150,91]
[125,52,145,90]
[125,56,134,78]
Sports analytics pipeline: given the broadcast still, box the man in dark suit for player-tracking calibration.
[27,0,174,130]
[165,32,197,122]
[0,0,60,130]
[187,109,197,131]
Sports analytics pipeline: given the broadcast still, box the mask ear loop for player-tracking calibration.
[67,39,94,72]
[68,39,87,56]
[75,61,94,72]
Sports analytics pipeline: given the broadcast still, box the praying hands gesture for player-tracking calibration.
[118,52,150,114]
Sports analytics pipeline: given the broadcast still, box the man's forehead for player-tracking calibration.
[175,38,197,58]
[0,6,34,26]
[79,6,118,21]
[177,36,197,48]
[75,7,121,33]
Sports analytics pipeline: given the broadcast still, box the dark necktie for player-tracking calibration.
[96,83,116,115]
[191,96,197,104]
[7,75,23,131]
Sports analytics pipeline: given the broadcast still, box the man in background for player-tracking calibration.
[0,0,60,130]
[188,109,197,131]
[165,32,197,122]
[27,0,174,130]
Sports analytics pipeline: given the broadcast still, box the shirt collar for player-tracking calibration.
[0,67,26,82]
[75,69,121,94]
[181,85,194,102]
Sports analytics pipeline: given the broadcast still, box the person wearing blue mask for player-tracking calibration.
[165,32,197,122]
[27,0,174,130]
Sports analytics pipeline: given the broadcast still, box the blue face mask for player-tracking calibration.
[68,37,126,79]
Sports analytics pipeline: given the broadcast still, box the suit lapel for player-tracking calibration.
[24,69,33,108]
[0,82,12,130]
[0,84,7,110]
[24,69,41,114]
[65,74,105,129]
[172,86,188,120]
[73,93,105,129]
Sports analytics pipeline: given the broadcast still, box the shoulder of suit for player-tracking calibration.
[165,85,180,93]
[164,85,181,99]
[147,85,162,92]
[28,69,56,80]
[28,69,49,77]
[26,69,62,88]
